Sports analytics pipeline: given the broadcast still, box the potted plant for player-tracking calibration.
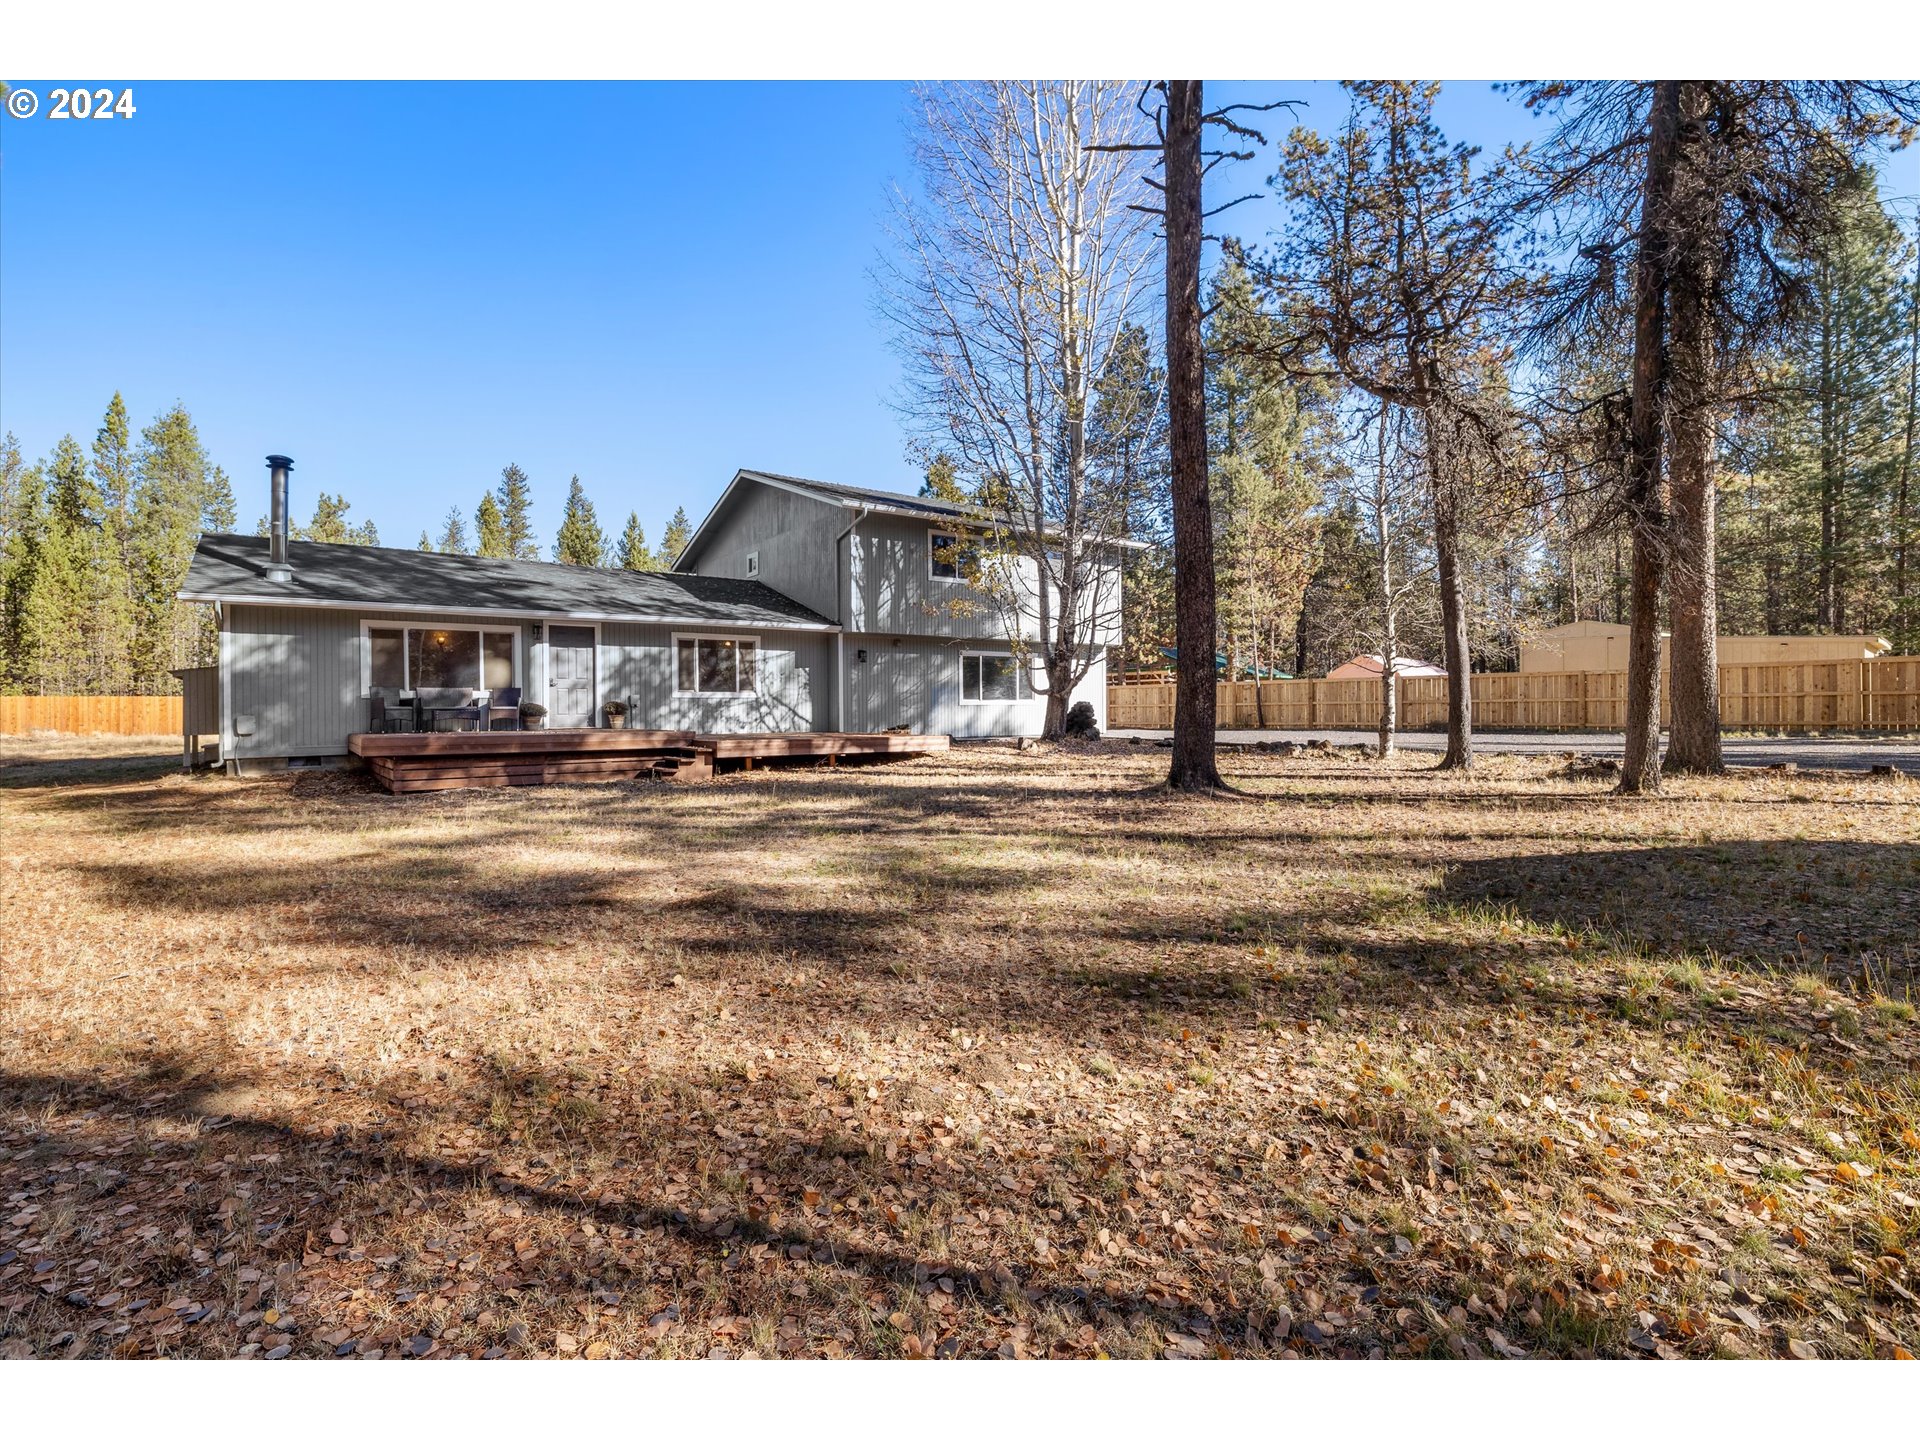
[519,700,548,731]
[603,699,629,729]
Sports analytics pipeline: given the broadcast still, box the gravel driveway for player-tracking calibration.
[1106,728,1920,774]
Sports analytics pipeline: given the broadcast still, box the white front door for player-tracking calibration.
[547,625,597,727]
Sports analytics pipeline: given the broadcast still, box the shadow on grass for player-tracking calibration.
[1437,839,1920,983]
[0,1055,1285,1358]
[0,748,179,790]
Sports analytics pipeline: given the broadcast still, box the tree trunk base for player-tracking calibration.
[1661,758,1723,777]
[1166,764,1233,794]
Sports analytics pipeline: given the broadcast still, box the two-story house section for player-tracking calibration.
[672,470,1118,738]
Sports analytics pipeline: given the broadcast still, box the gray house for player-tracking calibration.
[181,462,1117,771]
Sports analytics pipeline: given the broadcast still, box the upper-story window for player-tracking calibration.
[745,550,760,578]
[930,529,975,582]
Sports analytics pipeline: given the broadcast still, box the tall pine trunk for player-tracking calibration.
[1619,80,1683,796]
[1375,414,1398,758]
[1432,483,1474,769]
[1664,88,1724,775]
[1164,80,1224,791]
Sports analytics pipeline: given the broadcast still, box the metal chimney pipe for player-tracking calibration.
[265,454,294,582]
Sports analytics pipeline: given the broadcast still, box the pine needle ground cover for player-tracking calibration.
[2,739,1916,1360]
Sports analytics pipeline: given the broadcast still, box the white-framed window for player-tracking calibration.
[745,550,760,578]
[960,651,1035,704]
[673,632,759,696]
[362,622,521,693]
[929,528,976,582]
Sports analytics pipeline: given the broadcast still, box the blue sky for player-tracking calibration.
[3,81,1915,550]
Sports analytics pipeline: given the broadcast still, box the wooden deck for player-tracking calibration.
[347,728,948,794]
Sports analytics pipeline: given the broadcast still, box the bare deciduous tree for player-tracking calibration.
[1351,406,1427,756]
[878,82,1159,739]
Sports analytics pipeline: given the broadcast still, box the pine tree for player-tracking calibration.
[203,466,235,532]
[92,395,138,668]
[129,404,217,688]
[1795,167,1907,634]
[438,506,469,555]
[553,476,608,565]
[614,512,656,571]
[0,434,26,657]
[474,492,508,559]
[496,464,537,560]
[0,440,43,691]
[920,454,965,503]
[92,394,136,515]
[2,462,56,693]
[299,493,378,545]
[32,437,99,693]
[1205,250,1327,687]
[48,433,134,693]
[655,505,692,568]
[419,530,433,551]
[1709,172,1913,642]
[1277,81,1525,770]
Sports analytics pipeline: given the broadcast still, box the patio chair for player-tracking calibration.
[416,686,483,732]
[483,686,523,731]
[368,688,416,733]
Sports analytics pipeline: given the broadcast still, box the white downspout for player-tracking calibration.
[218,602,235,774]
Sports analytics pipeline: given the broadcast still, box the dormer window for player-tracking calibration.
[745,550,760,578]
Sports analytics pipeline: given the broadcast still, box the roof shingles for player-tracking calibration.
[739,470,982,521]
[181,534,836,629]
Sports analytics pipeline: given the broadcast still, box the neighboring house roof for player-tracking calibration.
[1327,653,1447,680]
[1157,646,1292,679]
[179,533,838,630]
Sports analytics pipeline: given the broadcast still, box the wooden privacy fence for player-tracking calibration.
[1108,655,1920,733]
[0,695,184,736]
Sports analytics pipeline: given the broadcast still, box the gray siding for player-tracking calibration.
[847,514,1019,641]
[227,605,530,760]
[847,515,1124,649]
[683,483,846,621]
[685,480,1122,648]
[226,605,829,757]
[845,636,1107,738]
[602,623,829,733]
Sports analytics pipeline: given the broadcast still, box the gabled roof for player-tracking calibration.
[674,469,988,572]
[674,467,1144,572]
[739,469,986,521]
[180,534,837,630]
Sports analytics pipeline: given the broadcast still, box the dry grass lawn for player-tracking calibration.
[2,735,1917,1360]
